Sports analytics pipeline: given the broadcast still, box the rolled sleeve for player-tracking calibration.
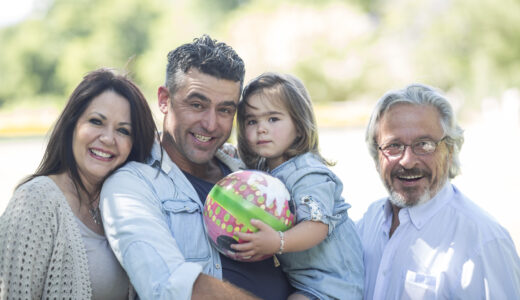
[290,171,340,235]
[100,167,203,300]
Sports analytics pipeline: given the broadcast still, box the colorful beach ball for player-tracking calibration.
[203,170,295,261]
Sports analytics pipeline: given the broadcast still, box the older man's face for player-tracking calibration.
[376,103,451,208]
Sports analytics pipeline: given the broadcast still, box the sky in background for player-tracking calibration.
[0,0,34,28]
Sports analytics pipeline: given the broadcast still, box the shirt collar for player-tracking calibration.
[381,199,394,236]
[381,182,453,231]
[382,198,394,222]
[408,182,453,230]
[148,139,242,176]
[148,139,176,174]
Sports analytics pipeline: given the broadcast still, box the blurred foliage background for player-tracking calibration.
[0,0,519,132]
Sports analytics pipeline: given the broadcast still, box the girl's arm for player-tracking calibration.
[231,219,328,261]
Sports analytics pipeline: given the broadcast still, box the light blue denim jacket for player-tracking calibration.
[100,141,244,300]
[271,152,364,300]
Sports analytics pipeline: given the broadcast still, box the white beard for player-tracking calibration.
[389,188,432,208]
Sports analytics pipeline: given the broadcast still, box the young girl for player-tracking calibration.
[233,72,364,300]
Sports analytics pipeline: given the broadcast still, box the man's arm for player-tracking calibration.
[192,274,259,300]
[101,167,202,299]
[101,166,259,299]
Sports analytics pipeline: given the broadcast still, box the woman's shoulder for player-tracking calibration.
[10,176,65,211]
[16,175,62,194]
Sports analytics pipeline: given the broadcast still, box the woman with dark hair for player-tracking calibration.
[0,68,157,299]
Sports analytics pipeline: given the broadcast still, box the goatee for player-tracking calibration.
[389,188,431,208]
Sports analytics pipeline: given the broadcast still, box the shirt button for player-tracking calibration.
[215,263,221,269]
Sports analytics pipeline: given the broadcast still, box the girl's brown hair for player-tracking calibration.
[237,72,333,169]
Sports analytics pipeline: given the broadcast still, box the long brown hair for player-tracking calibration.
[19,68,158,202]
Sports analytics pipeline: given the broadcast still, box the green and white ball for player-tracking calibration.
[203,170,295,261]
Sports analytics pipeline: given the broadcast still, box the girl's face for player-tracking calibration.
[243,93,300,170]
[72,90,133,189]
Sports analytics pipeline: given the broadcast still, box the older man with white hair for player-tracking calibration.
[358,83,520,299]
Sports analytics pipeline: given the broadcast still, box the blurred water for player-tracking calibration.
[1,119,519,252]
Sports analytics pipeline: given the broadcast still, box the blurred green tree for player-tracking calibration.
[0,0,168,107]
[0,0,519,111]
[413,0,520,104]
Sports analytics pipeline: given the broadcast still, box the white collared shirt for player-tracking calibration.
[357,183,520,300]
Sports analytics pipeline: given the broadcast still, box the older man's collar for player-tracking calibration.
[408,182,453,230]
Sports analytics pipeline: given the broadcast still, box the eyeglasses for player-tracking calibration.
[378,137,446,159]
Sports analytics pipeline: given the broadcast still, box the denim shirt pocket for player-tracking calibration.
[162,199,211,262]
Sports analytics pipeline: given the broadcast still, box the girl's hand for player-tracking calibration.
[231,219,280,260]
[220,143,239,158]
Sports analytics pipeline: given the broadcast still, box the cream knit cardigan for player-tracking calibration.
[0,176,133,299]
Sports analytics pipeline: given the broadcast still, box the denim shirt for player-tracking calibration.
[100,141,244,300]
[271,152,364,299]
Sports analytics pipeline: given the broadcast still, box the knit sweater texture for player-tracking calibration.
[0,176,113,299]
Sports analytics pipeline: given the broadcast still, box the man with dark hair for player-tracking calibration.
[101,35,293,299]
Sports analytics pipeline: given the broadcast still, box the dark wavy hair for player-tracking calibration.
[19,68,158,202]
[164,34,245,95]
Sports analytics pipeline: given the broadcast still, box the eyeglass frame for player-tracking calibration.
[377,136,447,159]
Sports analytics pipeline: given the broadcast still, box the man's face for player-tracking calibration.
[159,68,241,169]
[376,103,452,208]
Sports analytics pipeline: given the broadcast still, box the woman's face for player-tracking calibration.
[72,90,133,188]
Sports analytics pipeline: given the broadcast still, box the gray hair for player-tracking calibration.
[365,83,464,178]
